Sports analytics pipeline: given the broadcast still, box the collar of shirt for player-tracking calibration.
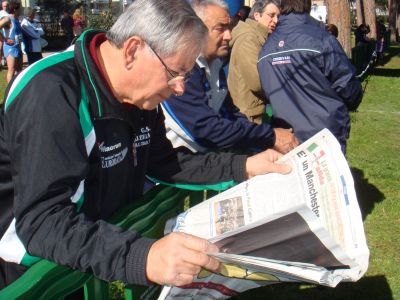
[196,56,228,113]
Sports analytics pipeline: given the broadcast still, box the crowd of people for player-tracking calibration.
[0,1,49,82]
[0,0,385,296]
[0,3,85,83]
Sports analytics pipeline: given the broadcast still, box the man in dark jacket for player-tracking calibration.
[258,0,363,153]
[0,0,291,290]
[60,9,74,48]
[162,0,299,155]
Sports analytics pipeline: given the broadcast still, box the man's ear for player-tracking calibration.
[253,12,261,22]
[123,36,143,70]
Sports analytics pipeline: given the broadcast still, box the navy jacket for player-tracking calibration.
[258,14,362,151]
[162,60,276,153]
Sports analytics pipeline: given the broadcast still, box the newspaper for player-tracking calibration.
[159,129,369,300]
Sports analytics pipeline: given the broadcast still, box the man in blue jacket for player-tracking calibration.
[258,0,363,153]
[162,0,299,154]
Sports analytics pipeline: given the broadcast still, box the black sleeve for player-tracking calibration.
[5,79,153,285]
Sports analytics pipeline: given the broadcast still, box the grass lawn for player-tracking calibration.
[0,44,399,300]
[0,71,7,101]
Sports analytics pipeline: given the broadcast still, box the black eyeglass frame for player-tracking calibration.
[147,43,191,84]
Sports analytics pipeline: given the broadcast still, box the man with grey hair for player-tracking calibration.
[21,7,44,65]
[162,0,298,155]
[228,0,280,124]
[0,0,291,290]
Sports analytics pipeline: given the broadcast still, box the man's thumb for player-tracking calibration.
[270,162,292,175]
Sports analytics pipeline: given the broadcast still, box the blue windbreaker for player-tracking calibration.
[258,13,362,151]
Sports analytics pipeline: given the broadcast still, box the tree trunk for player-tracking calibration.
[398,1,400,40]
[326,0,352,56]
[363,0,377,39]
[356,0,366,25]
[389,0,400,42]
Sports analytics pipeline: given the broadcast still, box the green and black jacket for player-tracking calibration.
[0,30,247,285]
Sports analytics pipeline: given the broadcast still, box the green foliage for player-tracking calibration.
[109,281,125,300]
[375,0,388,7]
[0,72,7,103]
[86,11,117,31]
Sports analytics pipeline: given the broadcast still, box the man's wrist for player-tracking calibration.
[126,237,156,285]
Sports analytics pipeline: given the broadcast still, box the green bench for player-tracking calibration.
[0,185,216,300]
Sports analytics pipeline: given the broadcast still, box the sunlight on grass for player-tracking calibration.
[0,72,7,103]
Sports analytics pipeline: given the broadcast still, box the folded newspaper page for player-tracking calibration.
[159,129,369,300]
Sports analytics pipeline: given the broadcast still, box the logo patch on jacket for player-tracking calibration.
[98,141,128,168]
[278,40,285,47]
[134,126,151,148]
[272,56,291,65]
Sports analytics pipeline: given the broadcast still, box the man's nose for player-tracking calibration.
[223,28,232,41]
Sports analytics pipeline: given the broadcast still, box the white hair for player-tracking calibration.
[191,0,229,20]
[107,0,208,57]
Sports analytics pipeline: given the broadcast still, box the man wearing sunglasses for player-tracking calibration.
[0,0,291,291]
[162,0,299,155]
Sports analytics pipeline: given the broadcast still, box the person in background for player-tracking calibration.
[0,1,9,68]
[60,9,74,48]
[162,0,298,155]
[0,1,22,83]
[355,23,370,46]
[72,8,84,37]
[375,18,386,65]
[258,0,363,153]
[0,0,291,290]
[231,5,251,28]
[326,23,338,38]
[1,1,8,13]
[228,0,280,124]
[21,7,44,65]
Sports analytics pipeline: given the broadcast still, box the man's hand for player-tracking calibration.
[273,128,299,154]
[246,149,292,178]
[146,232,220,286]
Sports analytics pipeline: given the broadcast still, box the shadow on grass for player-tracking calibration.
[382,44,400,63]
[371,67,400,77]
[351,167,385,220]
[371,44,400,77]
[234,275,393,300]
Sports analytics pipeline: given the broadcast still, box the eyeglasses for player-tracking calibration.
[263,12,279,19]
[147,43,191,85]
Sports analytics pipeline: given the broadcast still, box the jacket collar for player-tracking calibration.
[246,18,269,42]
[278,13,309,27]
